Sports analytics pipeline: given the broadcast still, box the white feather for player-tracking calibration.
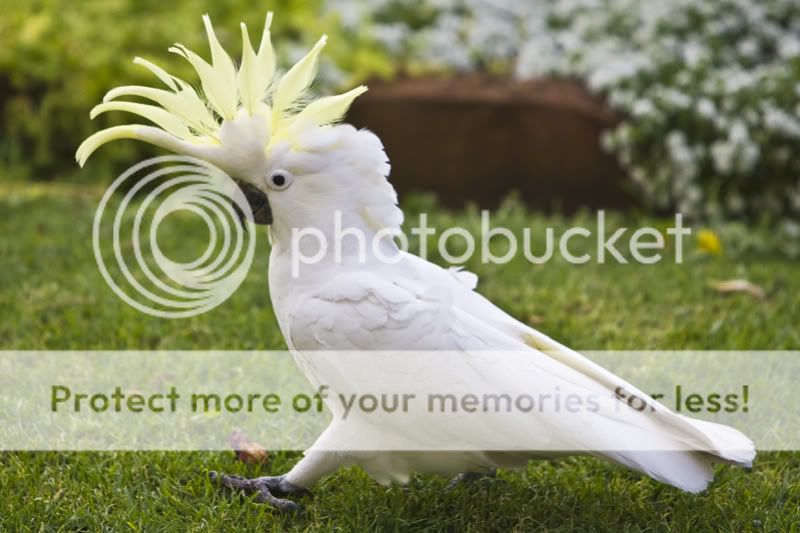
[272,35,327,128]
[293,86,368,127]
[132,57,179,91]
[102,85,217,136]
[238,12,275,115]
[90,101,191,140]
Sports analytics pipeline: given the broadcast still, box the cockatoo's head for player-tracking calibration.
[78,13,402,244]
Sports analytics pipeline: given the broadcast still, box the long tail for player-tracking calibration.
[522,328,755,492]
[602,416,754,493]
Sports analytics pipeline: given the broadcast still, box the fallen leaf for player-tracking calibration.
[228,429,269,465]
[709,279,766,300]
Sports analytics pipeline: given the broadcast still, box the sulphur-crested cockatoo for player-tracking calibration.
[77,14,755,511]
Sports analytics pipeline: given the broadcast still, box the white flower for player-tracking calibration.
[326,0,367,30]
[682,41,707,67]
[722,69,756,93]
[632,99,655,116]
[697,98,717,118]
[587,54,649,90]
[608,89,636,108]
[779,37,800,58]
[737,38,759,59]
[667,131,698,181]
[515,36,562,78]
[371,23,409,54]
[711,141,736,174]
[658,88,691,109]
[763,107,800,139]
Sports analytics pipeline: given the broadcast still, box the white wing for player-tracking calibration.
[288,271,517,351]
[285,258,755,492]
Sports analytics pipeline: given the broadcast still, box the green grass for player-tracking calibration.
[1,183,799,531]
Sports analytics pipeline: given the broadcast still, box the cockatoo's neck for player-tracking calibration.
[269,212,399,254]
[265,126,403,315]
[267,203,403,278]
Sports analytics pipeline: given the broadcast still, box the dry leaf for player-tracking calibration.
[709,279,766,300]
[228,429,269,465]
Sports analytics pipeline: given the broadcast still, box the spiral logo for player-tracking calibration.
[93,156,257,318]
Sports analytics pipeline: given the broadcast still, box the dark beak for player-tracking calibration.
[232,180,272,227]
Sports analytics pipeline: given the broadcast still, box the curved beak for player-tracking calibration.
[233,180,272,226]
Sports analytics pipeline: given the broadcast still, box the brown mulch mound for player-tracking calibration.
[348,75,633,211]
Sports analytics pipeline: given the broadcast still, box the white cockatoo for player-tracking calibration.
[78,14,755,511]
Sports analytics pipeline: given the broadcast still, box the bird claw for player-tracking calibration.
[210,471,309,513]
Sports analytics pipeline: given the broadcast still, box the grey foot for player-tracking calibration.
[445,469,498,492]
[209,472,310,512]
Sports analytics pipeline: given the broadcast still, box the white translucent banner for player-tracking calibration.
[0,351,795,452]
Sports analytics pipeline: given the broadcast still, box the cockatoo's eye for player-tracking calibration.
[267,170,293,191]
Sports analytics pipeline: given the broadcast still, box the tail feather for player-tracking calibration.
[685,417,756,466]
[514,322,756,491]
[593,411,754,492]
[607,450,714,493]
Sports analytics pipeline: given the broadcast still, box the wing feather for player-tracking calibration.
[286,261,753,492]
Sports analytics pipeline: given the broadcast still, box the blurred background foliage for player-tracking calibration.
[0,0,394,182]
[2,0,799,244]
[331,0,800,239]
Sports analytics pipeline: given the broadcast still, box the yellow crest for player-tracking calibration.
[76,13,367,167]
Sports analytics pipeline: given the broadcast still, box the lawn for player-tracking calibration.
[1,182,799,531]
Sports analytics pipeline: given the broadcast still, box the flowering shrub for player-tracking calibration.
[329,0,800,237]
